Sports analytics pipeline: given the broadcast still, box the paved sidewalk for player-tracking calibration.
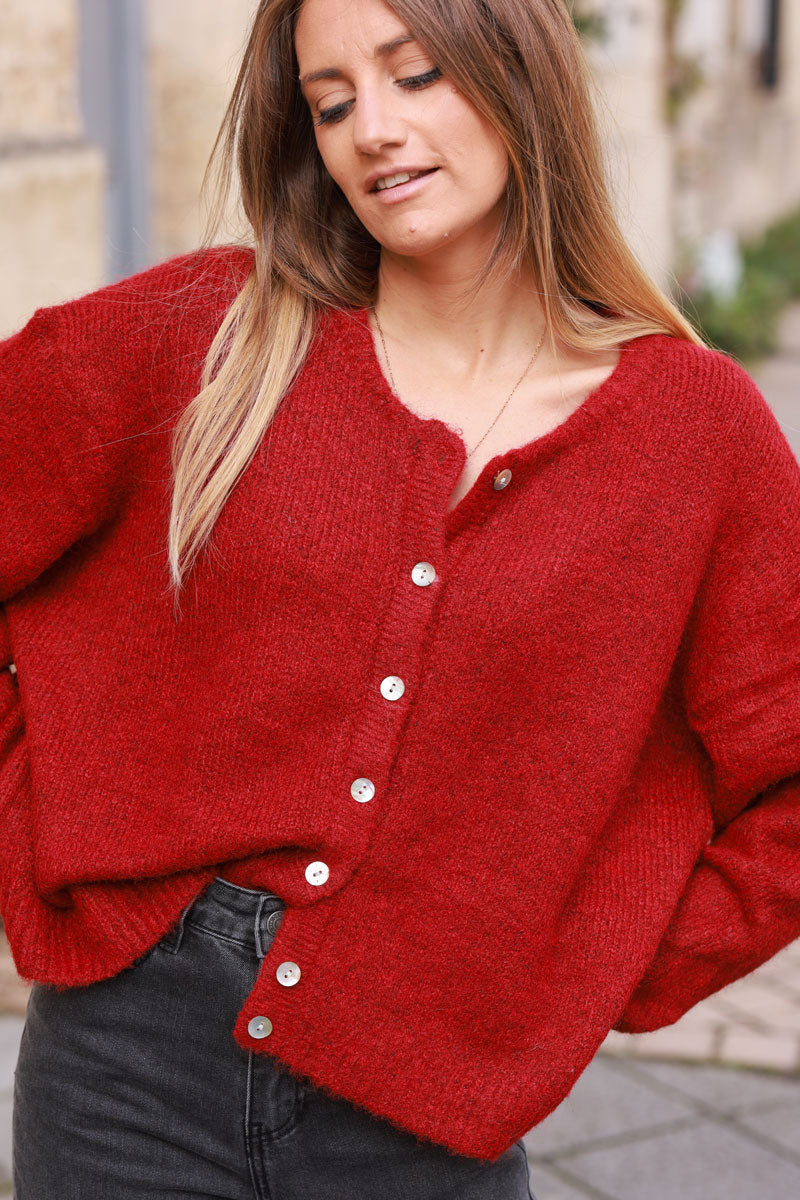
[0,1018,17,1197]
[750,301,800,461]
[521,1053,800,1199]
[599,938,800,1075]
[0,305,798,1196]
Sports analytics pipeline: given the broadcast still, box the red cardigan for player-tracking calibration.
[2,245,799,1161]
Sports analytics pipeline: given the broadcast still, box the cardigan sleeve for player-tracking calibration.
[0,303,127,934]
[0,305,124,603]
[0,249,248,945]
[0,245,249,603]
[614,366,800,1033]
[0,607,30,928]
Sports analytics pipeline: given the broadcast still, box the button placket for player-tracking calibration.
[349,558,436,815]
[249,495,448,1050]
[248,917,305,1043]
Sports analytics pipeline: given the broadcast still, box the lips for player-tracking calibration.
[368,167,438,193]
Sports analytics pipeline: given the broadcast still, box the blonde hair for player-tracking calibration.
[168,0,705,594]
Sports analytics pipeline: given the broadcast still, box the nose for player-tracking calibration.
[351,84,408,156]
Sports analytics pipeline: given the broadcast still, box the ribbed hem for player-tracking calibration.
[3,867,219,987]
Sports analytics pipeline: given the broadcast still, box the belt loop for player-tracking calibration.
[253,894,268,960]
[160,899,192,955]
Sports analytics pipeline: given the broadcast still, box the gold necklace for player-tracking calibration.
[372,305,548,458]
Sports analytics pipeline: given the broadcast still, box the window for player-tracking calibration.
[759,0,781,89]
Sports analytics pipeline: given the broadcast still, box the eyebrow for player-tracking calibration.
[298,34,417,88]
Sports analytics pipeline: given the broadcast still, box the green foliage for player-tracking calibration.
[663,0,706,124]
[743,209,800,296]
[573,13,607,41]
[568,2,607,43]
[676,207,800,364]
[677,272,790,364]
[665,52,706,124]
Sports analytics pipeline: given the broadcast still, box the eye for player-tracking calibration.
[314,66,443,127]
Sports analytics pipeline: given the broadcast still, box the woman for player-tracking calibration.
[3,0,799,1196]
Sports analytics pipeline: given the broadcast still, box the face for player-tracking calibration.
[295,0,510,261]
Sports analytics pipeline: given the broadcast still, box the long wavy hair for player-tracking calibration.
[167,0,706,593]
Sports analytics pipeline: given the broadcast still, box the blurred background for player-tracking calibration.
[1,0,800,368]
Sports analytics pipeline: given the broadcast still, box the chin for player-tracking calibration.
[373,224,456,256]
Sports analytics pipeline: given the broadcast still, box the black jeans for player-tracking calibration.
[13,875,536,1198]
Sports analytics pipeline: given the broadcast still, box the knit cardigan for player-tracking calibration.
[1,245,799,1162]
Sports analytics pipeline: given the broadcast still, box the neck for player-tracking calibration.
[373,250,552,385]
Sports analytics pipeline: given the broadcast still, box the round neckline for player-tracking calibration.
[348,305,661,476]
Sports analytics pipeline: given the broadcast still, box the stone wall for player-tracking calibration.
[585,2,676,295]
[0,0,105,336]
[146,0,255,259]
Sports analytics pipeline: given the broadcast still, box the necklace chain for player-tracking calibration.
[372,305,548,459]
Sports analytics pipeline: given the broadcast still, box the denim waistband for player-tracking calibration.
[159,875,286,960]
